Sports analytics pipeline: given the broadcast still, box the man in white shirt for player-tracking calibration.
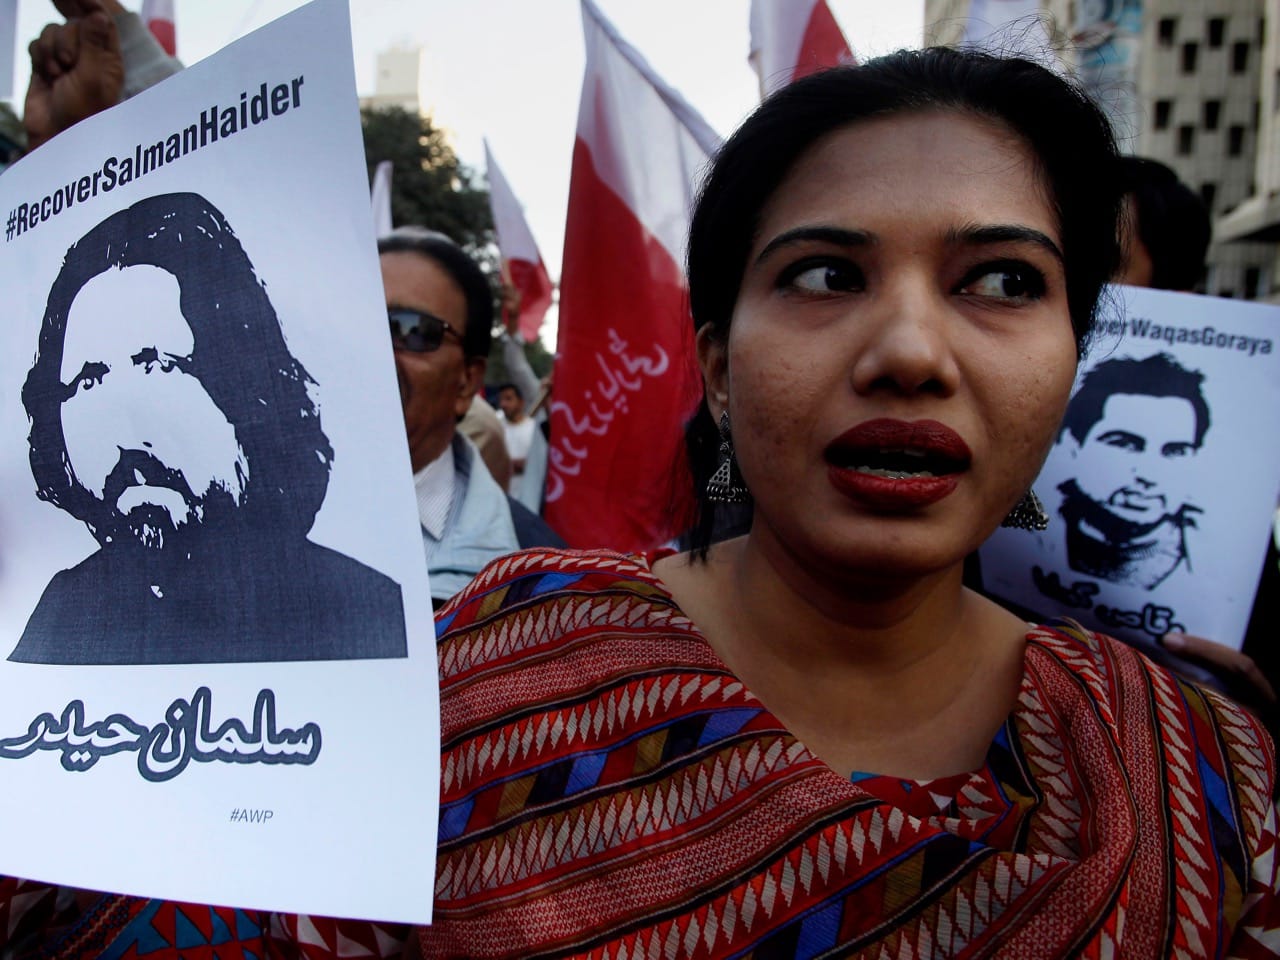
[496,383,536,475]
[380,229,561,607]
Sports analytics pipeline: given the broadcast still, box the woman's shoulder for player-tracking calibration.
[433,547,704,684]
[431,546,737,797]
[1026,618,1270,734]
[1027,618,1275,815]
[435,548,673,634]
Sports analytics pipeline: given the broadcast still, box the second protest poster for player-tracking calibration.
[981,285,1280,652]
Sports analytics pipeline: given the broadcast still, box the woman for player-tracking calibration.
[418,49,1278,958]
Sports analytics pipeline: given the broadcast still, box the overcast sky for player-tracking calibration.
[9,1,925,341]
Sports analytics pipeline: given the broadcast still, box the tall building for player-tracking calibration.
[923,0,972,45]
[362,45,424,114]
[1136,2,1271,300]
[1218,6,1280,302]
[923,0,1276,301]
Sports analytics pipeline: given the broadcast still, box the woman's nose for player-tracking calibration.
[849,277,959,398]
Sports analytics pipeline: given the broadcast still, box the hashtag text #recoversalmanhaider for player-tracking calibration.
[5,76,305,244]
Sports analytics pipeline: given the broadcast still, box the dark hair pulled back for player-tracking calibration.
[683,47,1124,554]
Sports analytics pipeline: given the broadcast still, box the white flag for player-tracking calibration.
[370,159,393,238]
[0,0,16,101]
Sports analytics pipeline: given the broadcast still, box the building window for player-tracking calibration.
[1245,267,1262,300]
[1207,17,1225,47]
[1158,17,1176,46]
[1182,42,1199,73]
[1178,125,1195,154]
[1154,99,1173,129]
[1200,182,1217,211]
[1232,41,1249,73]
[1228,124,1246,156]
[1203,100,1221,130]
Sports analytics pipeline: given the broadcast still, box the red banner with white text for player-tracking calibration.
[545,0,718,551]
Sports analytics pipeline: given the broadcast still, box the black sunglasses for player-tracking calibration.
[388,307,463,353]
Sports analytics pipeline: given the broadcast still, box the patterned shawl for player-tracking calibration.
[422,548,1280,959]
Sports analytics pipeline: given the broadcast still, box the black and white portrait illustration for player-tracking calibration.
[11,191,408,665]
[978,282,1280,650]
[1055,352,1209,590]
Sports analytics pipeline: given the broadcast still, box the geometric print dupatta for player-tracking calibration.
[422,549,1280,959]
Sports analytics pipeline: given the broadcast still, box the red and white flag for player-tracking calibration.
[141,0,176,57]
[749,0,853,99]
[485,141,553,342]
[545,0,720,551]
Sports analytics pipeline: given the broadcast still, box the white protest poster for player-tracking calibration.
[0,0,14,101]
[980,285,1280,651]
[0,0,439,923]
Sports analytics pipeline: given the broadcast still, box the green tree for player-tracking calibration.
[361,106,552,384]
[360,105,495,267]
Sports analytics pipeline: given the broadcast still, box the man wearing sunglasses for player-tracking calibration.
[378,228,562,607]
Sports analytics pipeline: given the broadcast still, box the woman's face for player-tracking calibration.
[703,109,1078,580]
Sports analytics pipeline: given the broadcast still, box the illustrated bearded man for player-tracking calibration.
[1056,352,1210,590]
[13,192,407,665]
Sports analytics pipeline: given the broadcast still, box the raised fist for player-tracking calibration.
[24,0,124,151]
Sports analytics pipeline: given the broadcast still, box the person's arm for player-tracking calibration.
[1222,750,1280,955]
[23,0,183,153]
[111,5,183,99]
[1161,632,1277,706]
[498,330,542,419]
[23,0,123,151]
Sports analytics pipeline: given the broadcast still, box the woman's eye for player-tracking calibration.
[779,259,864,295]
[959,263,1046,301]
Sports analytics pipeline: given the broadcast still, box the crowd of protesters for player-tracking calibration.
[2,1,1280,958]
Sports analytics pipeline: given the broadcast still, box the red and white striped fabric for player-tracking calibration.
[545,0,719,551]
[140,0,176,57]
[485,141,553,343]
[749,0,853,99]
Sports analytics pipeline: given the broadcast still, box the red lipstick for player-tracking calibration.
[824,419,971,510]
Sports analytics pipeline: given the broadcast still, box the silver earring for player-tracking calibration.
[1002,489,1049,531]
[706,411,749,503]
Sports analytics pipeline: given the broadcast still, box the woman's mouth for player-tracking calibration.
[824,419,971,509]
[826,446,963,478]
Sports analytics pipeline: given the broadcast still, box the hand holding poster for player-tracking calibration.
[0,0,438,923]
[980,285,1280,652]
